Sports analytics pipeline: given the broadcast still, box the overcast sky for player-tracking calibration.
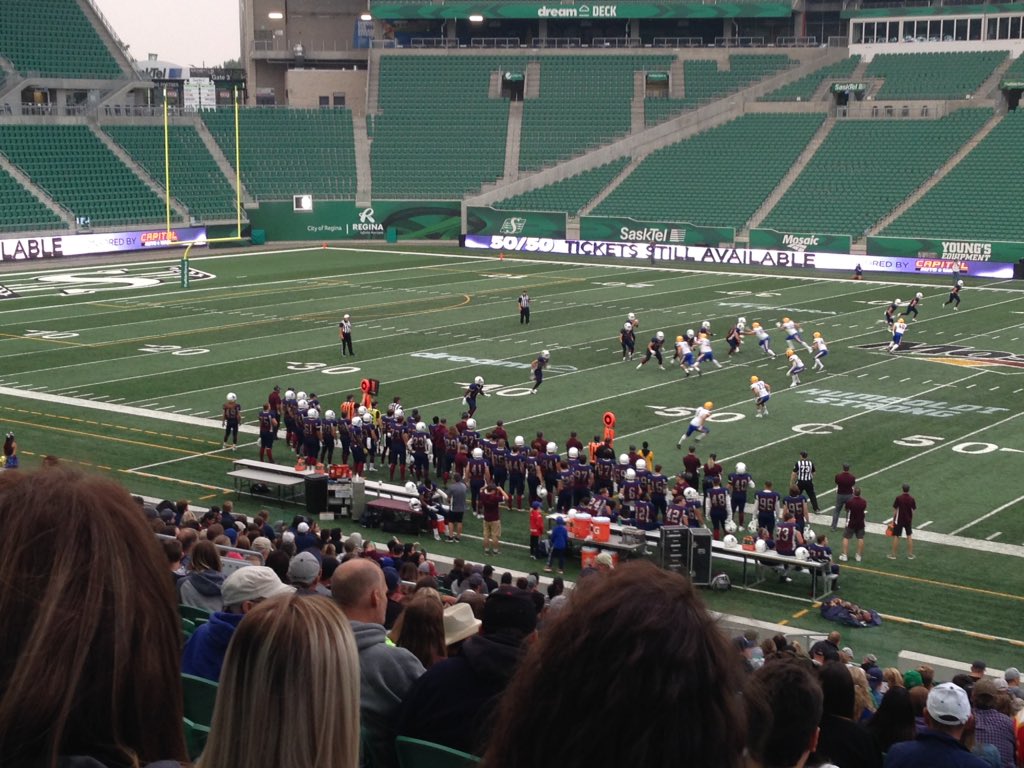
[94,0,241,67]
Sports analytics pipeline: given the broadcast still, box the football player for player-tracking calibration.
[388,416,409,482]
[463,376,487,417]
[319,409,337,466]
[750,375,771,418]
[679,401,713,444]
[301,407,321,466]
[780,316,813,352]
[222,392,241,451]
[888,316,908,353]
[944,280,963,310]
[620,322,636,361]
[626,311,640,331]
[675,333,698,376]
[706,477,729,540]
[636,331,666,370]
[811,332,829,372]
[783,484,810,535]
[257,402,277,463]
[785,349,805,388]
[531,350,550,394]
[748,322,777,358]
[728,462,752,528]
[883,300,899,329]
[754,480,781,537]
[726,318,746,357]
[694,333,722,371]
[905,292,923,320]
[410,422,431,482]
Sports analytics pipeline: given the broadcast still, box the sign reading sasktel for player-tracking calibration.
[462,234,1015,278]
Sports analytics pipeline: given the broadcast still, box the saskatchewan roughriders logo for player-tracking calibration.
[499,217,527,235]
[856,341,1024,370]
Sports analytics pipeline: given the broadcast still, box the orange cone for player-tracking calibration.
[499,252,505,261]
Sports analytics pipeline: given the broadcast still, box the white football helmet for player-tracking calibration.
[538,487,548,499]
[568,447,579,459]
[409,499,422,513]
[628,312,636,321]
[738,316,747,325]
[361,413,372,424]
[357,405,367,416]
[474,375,484,386]
[514,435,525,448]
[465,418,476,431]
[618,453,630,466]
[541,350,550,359]
[655,331,665,341]
[297,391,307,402]
[957,280,964,287]
[686,329,694,338]
[284,389,295,400]
[635,458,646,471]
[736,462,746,474]
[804,528,817,544]
[404,481,418,494]
[625,468,636,481]
[755,539,767,553]
[915,292,923,299]
[472,447,483,459]
[416,421,427,433]
[307,408,319,419]
[324,410,336,420]
[723,534,738,548]
[394,408,404,420]
[623,322,633,332]
[748,519,759,534]
[546,442,557,454]
[683,487,700,501]
[701,320,711,329]
[343,314,350,321]
[350,418,360,427]
[297,399,308,411]
[226,392,237,402]
[795,547,810,561]
[725,520,737,534]
[893,298,900,305]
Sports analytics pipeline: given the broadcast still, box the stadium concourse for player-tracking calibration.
[3,0,1024,765]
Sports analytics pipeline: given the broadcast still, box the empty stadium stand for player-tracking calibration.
[520,55,673,171]
[646,55,795,125]
[372,56,508,198]
[0,0,123,79]
[103,124,238,221]
[761,108,992,238]
[202,108,357,200]
[883,109,1023,241]
[759,56,861,102]
[592,113,824,230]
[0,124,169,227]
[492,158,629,215]
[865,51,1007,100]
[1001,53,1024,82]
[0,166,66,234]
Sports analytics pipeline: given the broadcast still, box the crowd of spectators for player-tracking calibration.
[2,465,1023,768]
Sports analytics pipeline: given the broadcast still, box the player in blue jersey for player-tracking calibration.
[783,484,809,534]
[682,487,704,527]
[620,322,636,361]
[301,407,321,466]
[727,462,752,528]
[490,438,509,491]
[726,318,746,357]
[531,350,550,394]
[754,480,781,536]
[944,280,963,310]
[463,376,487,417]
[905,292,923,320]
[883,300,899,329]
[388,417,409,482]
[257,402,278,464]
[887,316,908,353]
[409,422,431,482]
[809,533,841,591]
[319,409,337,466]
[707,477,729,540]
[348,417,365,476]
[507,436,527,509]
[636,331,666,370]
[648,463,668,521]
[222,392,241,451]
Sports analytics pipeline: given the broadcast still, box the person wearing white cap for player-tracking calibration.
[182,565,294,682]
[885,682,989,767]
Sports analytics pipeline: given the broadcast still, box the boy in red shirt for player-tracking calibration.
[529,501,545,559]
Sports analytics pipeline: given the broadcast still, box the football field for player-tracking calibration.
[2,244,1023,666]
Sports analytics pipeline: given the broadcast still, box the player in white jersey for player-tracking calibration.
[786,349,805,388]
[672,335,697,376]
[750,375,771,418]
[888,317,908,353]
[811,331,829,371]
[694,333,723,372]
[780,317,813,352]
[748,322,777,358]
[678,401,713,445]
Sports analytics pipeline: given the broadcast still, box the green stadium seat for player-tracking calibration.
[760,56,861,102]
[395,736,480,768]
[181,673,218,726]
[865,52,1007,100]
[493,158,629,215]
[0,165,66,234]
[184,718,211,762]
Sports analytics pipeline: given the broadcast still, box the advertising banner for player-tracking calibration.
[0,226,207,262]
[371,1,792,19]
[749,228,852,254]
[247,201,461,241]
[463,234,1015,278]
[466,206,567,239]
[580,215,733,246]
[867,235,1024,263]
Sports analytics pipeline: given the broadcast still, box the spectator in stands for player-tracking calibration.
[163,538,184,581]
[2,431,18,468]
[383,566,404,629]
[867,686,917,754]
[182,565,294,682]
[918,665,936,690]
[810,631,843,664]
[294,520,320,552]
[177,540,226,612]
[332,558,424,768]
[482,560,747,768]
[398,588,537,756]
[288,551,330,597]
[199,593,360,768]
[0,467,187,766]
[852,665,879,722]
[885,668,907,691]
[1004,668,1022,700]
[971,661,989,681]
[751,656,824,768]
[814,661,883,768]
[265,548,290,583]
[885,682,990,767]
[388,592,446,669]
[971,678,1017,768]
[909,684,930,733]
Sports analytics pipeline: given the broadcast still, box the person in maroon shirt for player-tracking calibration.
[565,432,584,452]
[479,480,510,556]
[681,446,701,488]
[488,421,509,445]
[840,486,868,563]
[890,483,916,560]
[831,463,856,531]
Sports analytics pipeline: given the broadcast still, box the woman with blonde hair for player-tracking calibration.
[850,665,877,722]
[883,666,905,691]
[199,593,360,768]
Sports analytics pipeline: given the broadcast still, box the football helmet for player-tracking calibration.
[474,375,484,386]
[546,442,557,454]
[466,418,477,431]
[307,408,319,419]
[655,331,665,341]
[568,447,579,459]
[226,392,237,402]
[514,435,525,447]
[472,447,483,459]
[795,547,810,561]
[325,410,336,420]
[736,462,746,474]
[625,468,636,481]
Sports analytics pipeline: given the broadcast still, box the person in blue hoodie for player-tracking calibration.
[546,515,570,574]
[182,566,294,682]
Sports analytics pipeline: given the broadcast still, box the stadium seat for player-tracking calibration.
[760,56,861,102]
[395,736,481,768]
[0,166,66,233]
[181,673,219,727]
[179,604,213,624]
[183,717,211,762]
[181,616,196,639]
[492,158,629,215]
[865,52,1007,100]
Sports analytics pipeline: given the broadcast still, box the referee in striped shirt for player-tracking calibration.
[791,451,820,512]
[518,291,531,324]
